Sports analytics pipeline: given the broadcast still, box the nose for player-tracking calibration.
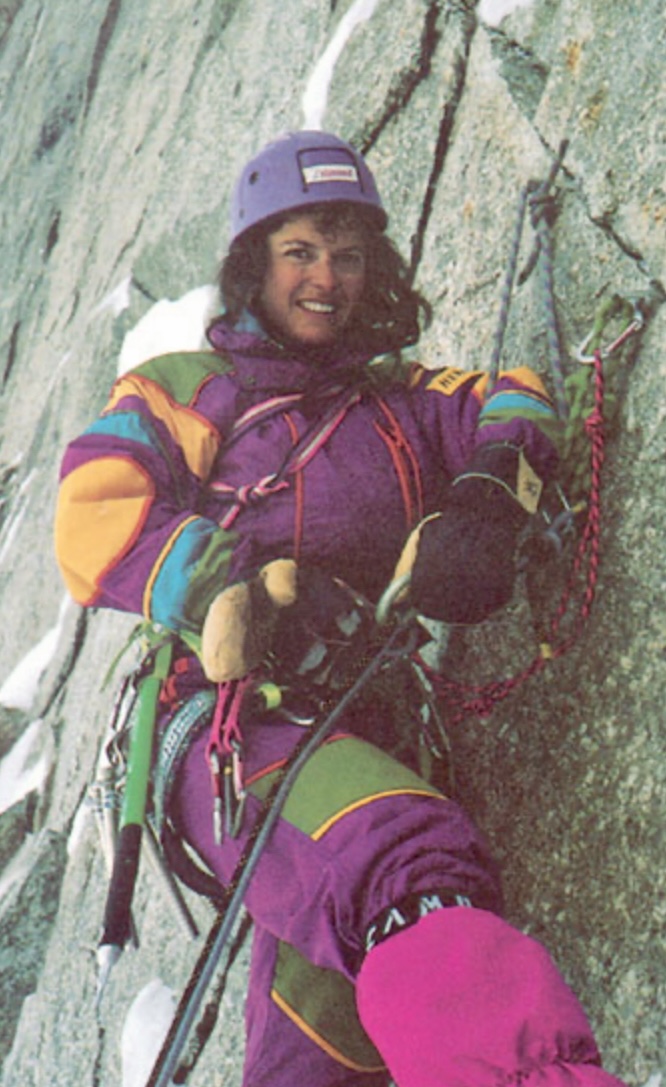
[308,254,338,293]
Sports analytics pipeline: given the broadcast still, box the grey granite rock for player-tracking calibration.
[0,1,663,1083]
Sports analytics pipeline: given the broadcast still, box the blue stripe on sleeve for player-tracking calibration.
[84,412,160,449]
[479,391,556,420]
[147,518,227,631]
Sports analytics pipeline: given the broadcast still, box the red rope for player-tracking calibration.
[283,412,304,562]
[424,349,605,726]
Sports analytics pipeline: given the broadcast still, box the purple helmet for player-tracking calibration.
[230,131,387,243]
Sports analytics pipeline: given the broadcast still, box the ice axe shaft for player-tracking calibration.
[95,639,173,1006]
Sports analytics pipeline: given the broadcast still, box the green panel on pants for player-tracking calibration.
[271,939,386,1073]
[248,733,445,840]
[250,734,446,1070]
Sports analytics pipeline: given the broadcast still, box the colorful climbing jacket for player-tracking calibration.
[55,316,561,643]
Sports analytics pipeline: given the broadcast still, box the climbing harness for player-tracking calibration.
[211,380,424,545]
[211,385,362,531]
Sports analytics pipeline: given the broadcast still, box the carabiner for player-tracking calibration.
[575,297,645,364]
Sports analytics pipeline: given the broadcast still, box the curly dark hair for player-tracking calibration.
[217,203,431,356]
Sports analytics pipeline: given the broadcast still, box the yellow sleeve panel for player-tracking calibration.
[425,365,553,405]
[54,456,155,605]
[472,366,553,402]
[105,373,221,481]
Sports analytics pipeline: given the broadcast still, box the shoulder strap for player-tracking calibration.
[372,394,424,529]
[225,392,305,447]
[212,386,362,530]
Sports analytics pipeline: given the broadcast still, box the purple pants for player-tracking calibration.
[169,715,502,1086]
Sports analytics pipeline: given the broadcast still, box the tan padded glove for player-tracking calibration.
[201,558,297,682]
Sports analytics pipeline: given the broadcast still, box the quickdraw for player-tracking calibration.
[575,293,646,364]
[206,677,253,843]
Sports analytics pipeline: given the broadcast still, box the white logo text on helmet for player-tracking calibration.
[302,164,360,185]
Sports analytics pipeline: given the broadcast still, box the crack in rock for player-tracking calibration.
[487,26,549,121]
[2,323,20,389]
[408,4,477,277]
[38,608,89,722]
[85,0,123,115]
[360,1,444,152]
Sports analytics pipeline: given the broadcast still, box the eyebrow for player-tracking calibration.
[277,237,317,249]
[277,237,365,253]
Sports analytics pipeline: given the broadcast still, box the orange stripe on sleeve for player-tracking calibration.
[270,989,386,1073]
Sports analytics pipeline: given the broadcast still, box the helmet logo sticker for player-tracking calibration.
[302,164,360,186]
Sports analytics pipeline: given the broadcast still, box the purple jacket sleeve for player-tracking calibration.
[412,363,561,487]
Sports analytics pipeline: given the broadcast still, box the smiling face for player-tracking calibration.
[258,213,367,347]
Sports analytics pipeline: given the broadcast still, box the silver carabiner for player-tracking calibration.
[575,300,645,364]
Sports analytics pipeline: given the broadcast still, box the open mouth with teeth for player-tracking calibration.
[299,300,337,315]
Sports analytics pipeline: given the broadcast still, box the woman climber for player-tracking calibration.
[55,130,627,1087]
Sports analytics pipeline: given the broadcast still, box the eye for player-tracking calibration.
[284,246,314,263]
[335,250,365,274]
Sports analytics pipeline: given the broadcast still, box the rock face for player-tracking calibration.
[0,1,664,1084]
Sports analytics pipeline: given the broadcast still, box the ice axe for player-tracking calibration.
[95,638,173,1007]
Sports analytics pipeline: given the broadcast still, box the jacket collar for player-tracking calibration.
[207,315,374,395]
